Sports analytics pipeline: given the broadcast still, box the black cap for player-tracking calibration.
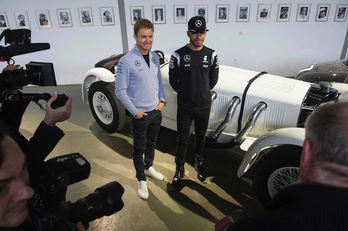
[188,16,208,33]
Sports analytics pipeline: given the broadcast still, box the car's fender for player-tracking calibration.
[237,127,305,177]
[82,67,115,104]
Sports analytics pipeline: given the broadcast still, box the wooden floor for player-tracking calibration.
[20,84,264,231]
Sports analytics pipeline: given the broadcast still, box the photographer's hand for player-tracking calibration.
[43,91,72,127]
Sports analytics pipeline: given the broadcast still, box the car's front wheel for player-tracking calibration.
[252,145,302,206]
[88,81,126,133]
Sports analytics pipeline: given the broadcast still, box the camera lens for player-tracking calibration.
[68,181,125,223]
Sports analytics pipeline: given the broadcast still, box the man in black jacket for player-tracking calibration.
[224,101,348,231]
[169,16,219,184]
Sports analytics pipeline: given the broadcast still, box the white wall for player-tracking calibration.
[1,0,347,85]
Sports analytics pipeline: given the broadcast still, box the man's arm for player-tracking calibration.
[209,51,219,89]
[169,52,180,91]
[115,59,138,116]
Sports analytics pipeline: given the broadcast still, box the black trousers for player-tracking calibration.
[175,106,210,167]
[131,109,162,181]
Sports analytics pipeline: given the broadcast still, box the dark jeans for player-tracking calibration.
[131,109,162,181]
[175,106,210,168]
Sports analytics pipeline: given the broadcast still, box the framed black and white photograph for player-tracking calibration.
[152,5,165,24]
[296,4,311,22]
[14,11,30,29]
[316,4,330,22]
[79,8,93,26]
[277,4,291,22]
[36,10,51,29]
[334,4,348,22]
[237,4,250,22]
[100,7,115,26]
[130,6,143,24]
[57,8,72,27]
[195,5,208,22]
[216,4,229,23]
[174,5,187,24]
[0,12,9,30]
[257,4,271,22]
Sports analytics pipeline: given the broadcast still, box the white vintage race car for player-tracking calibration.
[81,50,342,205]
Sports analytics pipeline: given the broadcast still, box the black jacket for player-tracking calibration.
[228,184,348,231]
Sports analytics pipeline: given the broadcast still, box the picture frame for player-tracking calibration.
[78,7,93,26]
[277,4,291,22]
[36,10,51,29]
[334,4,348,22]
[296,4,311,22]
[174,5,187,24]
[57,8,73,27]
[0,12,9,30]
[14,11,30,29]
[237,4,250,22]
[152,5,166,24]
[316,4,330,22]
[130,6,144,25]
[216,4,229,23]
[100,7,115,26]
[195,5,208,22]
[257,4,271,22]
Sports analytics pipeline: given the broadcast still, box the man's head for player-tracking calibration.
[187,16,208,50]
[0,132,34,228]
[133,19,154,55]
[300,102,348,185]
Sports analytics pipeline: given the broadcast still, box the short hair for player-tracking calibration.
[133,19,154,35]
[305,101,348,165]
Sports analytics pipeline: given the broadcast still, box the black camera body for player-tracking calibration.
[0,29,57,102]
[29,153,125,231]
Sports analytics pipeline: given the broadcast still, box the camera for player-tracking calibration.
[0,29,57,103]
[28,153,125,231]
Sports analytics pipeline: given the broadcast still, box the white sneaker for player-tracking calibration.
[138,180,149,200]
[145,166,164,180]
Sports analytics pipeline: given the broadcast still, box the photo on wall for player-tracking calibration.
[130,6,143,24]
[237,4,250,22]
[316,4,330,22]
[296,4,311,22]
[277,4,291,22]
[174,5,187,24]
[195,5,208,22]
[14,11,30,29]
[57,8,73,27]
[257,4,271,22]
[36,10,51,29]
[335,4,348,22]
[79,7,93,26]
[216,4,229,23]
[152,5,166,24]
[100,7,115,26]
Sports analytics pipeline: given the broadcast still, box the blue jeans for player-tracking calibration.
[131,109,162,181]
[175,106,210,168]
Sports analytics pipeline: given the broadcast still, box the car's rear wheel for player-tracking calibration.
[88,81,126,133]
[252,145,302,205]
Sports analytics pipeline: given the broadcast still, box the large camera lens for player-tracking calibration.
[68,181,125,223]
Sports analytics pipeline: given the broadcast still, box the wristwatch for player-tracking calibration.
[160,100,166,106]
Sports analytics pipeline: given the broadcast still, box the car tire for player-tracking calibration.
[252,145,302,206]
[88,81,126,133]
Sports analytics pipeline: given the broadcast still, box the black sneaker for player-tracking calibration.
[194,160,206,182]
[172,166,185,185]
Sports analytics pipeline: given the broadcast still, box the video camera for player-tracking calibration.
[0,29,67,106]
[28,152,125,231]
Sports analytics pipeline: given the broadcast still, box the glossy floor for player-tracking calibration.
[20,85,264,231]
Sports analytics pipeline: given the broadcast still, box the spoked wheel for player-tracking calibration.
[252,145,302,205]
[88,81,126,133]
